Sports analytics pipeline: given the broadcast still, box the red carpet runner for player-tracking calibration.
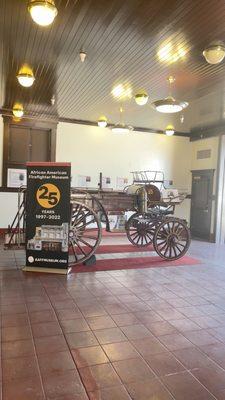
[93,244,153,254]
[72,255,200,273]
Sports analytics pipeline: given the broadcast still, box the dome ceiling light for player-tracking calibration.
[157,41,188,64]
[98,116,107,128]
[165,124,175,136]
[134,90,149,106]
[28,0,58,27]
[13,103,24,118]
[111,83,132,100]
[111,107,133,134]
[203,44,225,65]
[152,76,188,113]
[17,64,35,87]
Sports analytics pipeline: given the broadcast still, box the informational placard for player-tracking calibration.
[102,176,111,189]
[25,162,71,271]
[7,168,27,188]
[78,175,92,188]
[116,177,128,190]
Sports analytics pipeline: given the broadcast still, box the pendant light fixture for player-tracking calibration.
[152,76,188,113]
[203,44,225,65]
[134,90,149,106]
[28,0,58,26]
[165,124,175,136]
[17,64,35,87]
[80,49,87,63]
[13,103,24,118]
[111,107,133,134]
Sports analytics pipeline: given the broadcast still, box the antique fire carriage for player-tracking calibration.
[5,170,191,266]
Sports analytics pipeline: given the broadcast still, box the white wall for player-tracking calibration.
[56,122,191,221]
[0,116,3,186]
[0,120,192,228]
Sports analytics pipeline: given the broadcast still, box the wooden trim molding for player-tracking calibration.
[59,117,190,137]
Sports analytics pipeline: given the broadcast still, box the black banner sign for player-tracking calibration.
[26,162,71,269]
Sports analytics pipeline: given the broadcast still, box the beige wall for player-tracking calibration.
[190,137,219,172]
[175,91,223,133]
[0,120,192,227]
[56,122,192,221]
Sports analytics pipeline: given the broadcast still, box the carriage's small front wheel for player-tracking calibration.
[126,213,155,247]
[69,202,102,266]
[153,218,190,260]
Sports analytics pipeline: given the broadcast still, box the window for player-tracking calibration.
[2,117,57,187]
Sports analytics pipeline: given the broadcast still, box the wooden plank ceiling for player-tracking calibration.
[1,0,225,129]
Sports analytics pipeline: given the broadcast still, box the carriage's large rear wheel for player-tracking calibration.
[126,213,155,247]
[69,202,102,266]
[153,218,190,260]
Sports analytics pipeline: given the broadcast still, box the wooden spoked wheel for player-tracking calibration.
[69,202,102,266]
[126,213,156,247]
[153,218,190,260]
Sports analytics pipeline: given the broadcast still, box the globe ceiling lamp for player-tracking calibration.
[98,116,107,128]
[152,76,188,113]
[111,83,132,100]
[203,44,225,65]
[134,90,149,106]
[17,64,35,87]
[111,107,133,134]
[13,103,24,118]
[28,0,58,27]
[165,124,175,136]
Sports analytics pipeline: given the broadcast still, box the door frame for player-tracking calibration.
[190,169,215,241]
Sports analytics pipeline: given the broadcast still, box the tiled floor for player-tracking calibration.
[1,238,225,399]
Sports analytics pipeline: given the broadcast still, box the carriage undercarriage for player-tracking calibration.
[5,170,191,266]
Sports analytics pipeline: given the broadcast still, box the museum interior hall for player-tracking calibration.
[1,1,225,399]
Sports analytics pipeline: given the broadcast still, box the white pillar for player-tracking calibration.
[215,135,225,244]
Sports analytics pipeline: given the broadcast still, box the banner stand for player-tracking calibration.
[24,162,71,275]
